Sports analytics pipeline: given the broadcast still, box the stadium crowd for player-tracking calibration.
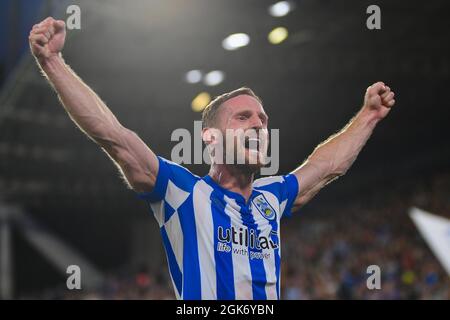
[23,171,450,300]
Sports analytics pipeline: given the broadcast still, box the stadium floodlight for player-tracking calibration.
[222,33,250,51]
[191,92,211,112]
[185,70,203,84]
[204,70,225,86]
[268,1,294,17]
[268,27,289,44]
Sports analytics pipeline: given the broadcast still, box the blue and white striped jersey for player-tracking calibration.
[138,156,299,300]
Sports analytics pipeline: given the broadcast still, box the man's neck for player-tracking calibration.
[208,164,255,201]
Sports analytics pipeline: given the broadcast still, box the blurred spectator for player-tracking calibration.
[22,171,450,300]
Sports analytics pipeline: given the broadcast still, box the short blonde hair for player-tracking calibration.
[201,87,262,128]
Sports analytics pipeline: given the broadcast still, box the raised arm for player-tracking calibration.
[291,82,395,211]
[29,17,158,192]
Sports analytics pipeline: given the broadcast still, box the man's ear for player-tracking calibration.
[203,127,222,145]
[202,127,212,145]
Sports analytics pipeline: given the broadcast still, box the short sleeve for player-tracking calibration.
[280,173,299,218]
[136,157,198,227]
[136,156,198,203]
[253,173,299,219]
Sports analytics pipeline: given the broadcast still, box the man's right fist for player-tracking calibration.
[29,17,66,62]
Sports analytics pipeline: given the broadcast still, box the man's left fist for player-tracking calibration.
[363,81,396,120]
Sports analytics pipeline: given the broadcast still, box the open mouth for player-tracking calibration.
[244,137,260,151]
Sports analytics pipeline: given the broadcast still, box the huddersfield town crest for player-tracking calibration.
[252,194,276,221]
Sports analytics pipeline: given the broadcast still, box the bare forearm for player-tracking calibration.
[29,17,159,192]
[292,109,378,207]
[308,108,379,179]
[39,54,123,143]
[292,82,396,209]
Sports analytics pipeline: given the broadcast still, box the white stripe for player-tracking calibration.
[150,201,165,227]
[252,191,279,300]
[277,232,282,298]
[165,180,190,211]
[165,211,183,287]
[280,199,288,216]
[193,180,217,299]
[163,249,181,300]
[276,208,282,298]
[253,176,284,187]
[224,196,253,300]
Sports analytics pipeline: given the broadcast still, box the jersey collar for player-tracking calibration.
[203,175,257,207]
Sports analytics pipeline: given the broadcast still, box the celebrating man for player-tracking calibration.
[29,17,396,300]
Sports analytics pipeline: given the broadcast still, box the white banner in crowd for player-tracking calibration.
[409,207,450,276]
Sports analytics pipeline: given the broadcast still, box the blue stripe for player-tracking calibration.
[211,192,235,300]
[275,247,281,299]
[269,213,281,300]
[160,226,182,297]
[244,207,267,300]
[254,191,281,300]
[179,194,202,299]
[262,192,281,300]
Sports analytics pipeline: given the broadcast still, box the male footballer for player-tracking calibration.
[29,17,396,300]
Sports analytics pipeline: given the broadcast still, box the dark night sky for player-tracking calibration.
[0,0,449,296]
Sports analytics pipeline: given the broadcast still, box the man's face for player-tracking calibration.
[206,94,269,170]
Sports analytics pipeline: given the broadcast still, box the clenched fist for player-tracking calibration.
[363,82,396,120]
[29,17,66,62]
